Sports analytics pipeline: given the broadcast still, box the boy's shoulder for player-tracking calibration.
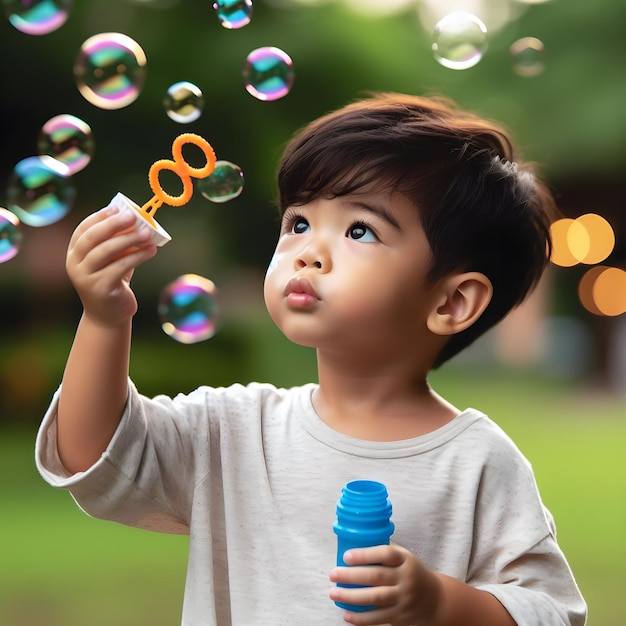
[455,407,535,480]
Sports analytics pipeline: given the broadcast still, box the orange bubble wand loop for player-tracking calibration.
[140,133,216,225]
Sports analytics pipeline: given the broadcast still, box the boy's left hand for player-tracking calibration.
[329,544,441,625]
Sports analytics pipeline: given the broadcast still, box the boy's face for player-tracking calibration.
[263,191,445,359]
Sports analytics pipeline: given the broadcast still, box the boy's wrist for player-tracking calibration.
[81,310,134,333]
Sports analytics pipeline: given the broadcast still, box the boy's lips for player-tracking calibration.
[284,277,320,305]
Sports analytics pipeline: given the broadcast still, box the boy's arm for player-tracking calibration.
[56,205,157,474]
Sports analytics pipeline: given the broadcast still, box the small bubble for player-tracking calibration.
[510,37,545,77]
[432,12,488,70]
[213,0,253,29]
[5,0,71,35]
[164,81,204,123]
[74,32,147,110]
[7,156,75,227]
[198,161,244,203]
[0,208,23,263]
[38,114,95,175]
[158,274,219,343]
[243,46,294,101]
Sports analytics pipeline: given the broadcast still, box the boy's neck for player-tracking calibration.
[312,350,459,442]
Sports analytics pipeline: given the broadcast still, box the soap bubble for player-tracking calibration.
[158,274,219,343]
[213,0,253,29]
[74,32,147,109]
[38,114,95,175]
[6,156,75,227]
[243,46,294,101]
[432,12,488,70]
[510,37,545,77]
[5,0,72,35]
[164,81,204,123]
[0,208,23,263]
[198,160,244,203]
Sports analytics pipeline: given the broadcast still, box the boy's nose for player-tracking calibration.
[295,242,330,272]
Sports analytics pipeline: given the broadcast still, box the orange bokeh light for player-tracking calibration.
[550,213,615,267]
[579,266,626,316]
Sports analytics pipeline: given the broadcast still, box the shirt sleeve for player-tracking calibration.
[477,534,587,626]
[35,380,214,535]
[463,420,587,626]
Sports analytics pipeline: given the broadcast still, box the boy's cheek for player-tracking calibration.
[265,253,283,278]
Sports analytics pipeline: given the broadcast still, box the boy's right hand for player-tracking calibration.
[66,205,157,328]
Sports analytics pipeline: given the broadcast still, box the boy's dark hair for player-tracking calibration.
[277,92,557,368]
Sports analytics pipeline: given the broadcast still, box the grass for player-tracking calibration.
[1,318,624,625]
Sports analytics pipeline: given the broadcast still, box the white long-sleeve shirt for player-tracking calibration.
[36,381,587,625]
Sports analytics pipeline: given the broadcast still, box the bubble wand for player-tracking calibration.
[108,133,216,246]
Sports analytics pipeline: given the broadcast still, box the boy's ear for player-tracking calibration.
[427,272,493,336]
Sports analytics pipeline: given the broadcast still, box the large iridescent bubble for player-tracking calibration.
[158,274,219,343]
[6,156,75,227]
[198,160,244,203]
[164,81,204,123]
[213,0,253,29]
[74,32,147,110]
[432,12,488,70]
[5,0,72,35]
[243,46,294,101]
[0,208,23,263]
[38,114,94,175]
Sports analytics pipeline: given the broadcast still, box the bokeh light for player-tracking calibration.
[550,218,585,267]
[213,0,253,29]
[6,156,75,227]
[579,267,626,317]
[5,0,72,36]
[243,46,294,101]
[431,12,488,70]
[74,32,147,110]
[510,36,545,77]
[158,274,219,343]
[550,214,615,267]
[575,213,615,264]
[198,160,244,203]
[37,114,95,175]
[0,208,23,263]
[164,81,204,123]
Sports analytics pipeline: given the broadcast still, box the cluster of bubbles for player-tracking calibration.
[2,1,605,337]
[431,11,545,75]
[2,0,272,341]
[550,214,625,317]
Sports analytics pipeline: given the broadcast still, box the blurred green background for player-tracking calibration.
[0,0,625,624]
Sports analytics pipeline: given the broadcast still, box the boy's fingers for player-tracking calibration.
[70,207,138,253]
[331,565,395,589]
[329,583,394,609]
[343,545,405,567]
[70,216,152,272]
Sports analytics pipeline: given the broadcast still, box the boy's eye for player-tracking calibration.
[292,217,310,234]
[347,223,377,242]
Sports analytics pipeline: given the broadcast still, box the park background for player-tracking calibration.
[0,0,625,624]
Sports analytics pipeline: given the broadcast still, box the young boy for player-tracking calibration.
[36,93,586,626]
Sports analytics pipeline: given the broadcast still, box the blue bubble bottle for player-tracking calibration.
[333,479,395,612]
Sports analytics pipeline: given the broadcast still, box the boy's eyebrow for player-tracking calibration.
[342,198,402,230]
